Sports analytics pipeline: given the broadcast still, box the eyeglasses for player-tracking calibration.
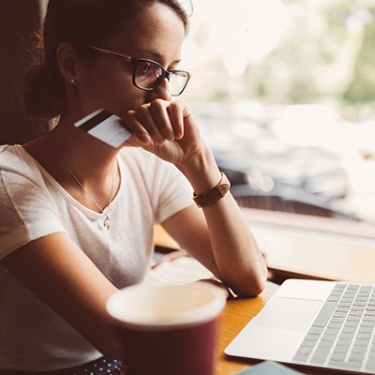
[89,46,191,96]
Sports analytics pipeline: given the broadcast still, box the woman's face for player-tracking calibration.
[75,3,186,118]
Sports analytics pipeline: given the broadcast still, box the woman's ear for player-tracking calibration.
[56,42,78,84]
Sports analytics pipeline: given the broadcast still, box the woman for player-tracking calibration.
[0,0,268,373]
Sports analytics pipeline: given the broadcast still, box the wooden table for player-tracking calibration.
[215,282,278,375]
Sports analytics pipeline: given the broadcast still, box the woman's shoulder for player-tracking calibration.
[0,144,44,182]
[0,144,22,156]
[0,144,29,168]
[1,143,30,157]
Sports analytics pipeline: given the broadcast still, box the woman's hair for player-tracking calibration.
[23,0,190,121]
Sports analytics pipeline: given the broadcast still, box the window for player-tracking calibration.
[183,0,375,224]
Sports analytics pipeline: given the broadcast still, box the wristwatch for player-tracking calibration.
[193,172,231,208]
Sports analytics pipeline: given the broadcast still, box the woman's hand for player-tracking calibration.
[122,99,205,168]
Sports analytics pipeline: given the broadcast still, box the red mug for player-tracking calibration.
[106,282,227,375]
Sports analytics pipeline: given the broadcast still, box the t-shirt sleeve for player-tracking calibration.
[0,148,66,260]
[150,159,194,224]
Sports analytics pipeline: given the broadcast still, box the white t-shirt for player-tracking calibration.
[0,145,193,371]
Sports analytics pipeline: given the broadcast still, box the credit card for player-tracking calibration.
[74,109,132,148]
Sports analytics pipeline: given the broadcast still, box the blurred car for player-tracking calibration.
[190,102,355,218]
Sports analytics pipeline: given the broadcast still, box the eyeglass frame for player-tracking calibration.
[89,45,191,96]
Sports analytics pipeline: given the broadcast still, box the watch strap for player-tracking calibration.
[193,172,231,208]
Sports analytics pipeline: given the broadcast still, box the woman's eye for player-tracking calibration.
[139,62,153,76]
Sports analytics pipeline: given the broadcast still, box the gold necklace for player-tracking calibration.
[49,132,116,229]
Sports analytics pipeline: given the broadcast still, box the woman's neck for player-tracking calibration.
[23,122,121,211]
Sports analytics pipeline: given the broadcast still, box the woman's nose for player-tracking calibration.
[152,78,172,101]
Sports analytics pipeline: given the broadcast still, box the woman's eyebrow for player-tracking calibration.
[131,48,181,65]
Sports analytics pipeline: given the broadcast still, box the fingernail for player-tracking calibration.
[139,133,151,143]
[175,131,183,140]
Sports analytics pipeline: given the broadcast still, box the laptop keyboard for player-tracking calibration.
[293,283,375,373]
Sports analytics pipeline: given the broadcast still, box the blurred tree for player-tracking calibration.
[186,0,374,119]
[343,7,375,104]
[248,0,365,106]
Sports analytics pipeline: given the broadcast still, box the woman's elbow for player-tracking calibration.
[225,266,268,298]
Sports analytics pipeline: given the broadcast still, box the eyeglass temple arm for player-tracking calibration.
[89,46,133,62]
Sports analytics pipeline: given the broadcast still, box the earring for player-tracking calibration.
[70,79,75,84]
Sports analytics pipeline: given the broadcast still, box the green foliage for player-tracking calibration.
[185,0,375,115]
[343,7,375,103]
[251,1,373,107]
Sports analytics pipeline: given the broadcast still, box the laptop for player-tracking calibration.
[225,278,375,374]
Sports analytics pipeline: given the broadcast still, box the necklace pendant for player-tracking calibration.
[103,213,111,229]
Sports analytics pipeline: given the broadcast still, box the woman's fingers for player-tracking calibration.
[123,99,187,145]
[149,99,175,142]
[167,101,185,140]
[123,110,151,144]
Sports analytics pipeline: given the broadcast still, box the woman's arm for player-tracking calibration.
[161,177,268,298]
[125,99,268,297]
[2,233,119,357]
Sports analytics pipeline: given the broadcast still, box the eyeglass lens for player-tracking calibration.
[169,71,189,96]
[135,61,163,90]
[135,60,189,96]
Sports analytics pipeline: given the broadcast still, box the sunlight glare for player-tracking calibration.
[185,0,291,76]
